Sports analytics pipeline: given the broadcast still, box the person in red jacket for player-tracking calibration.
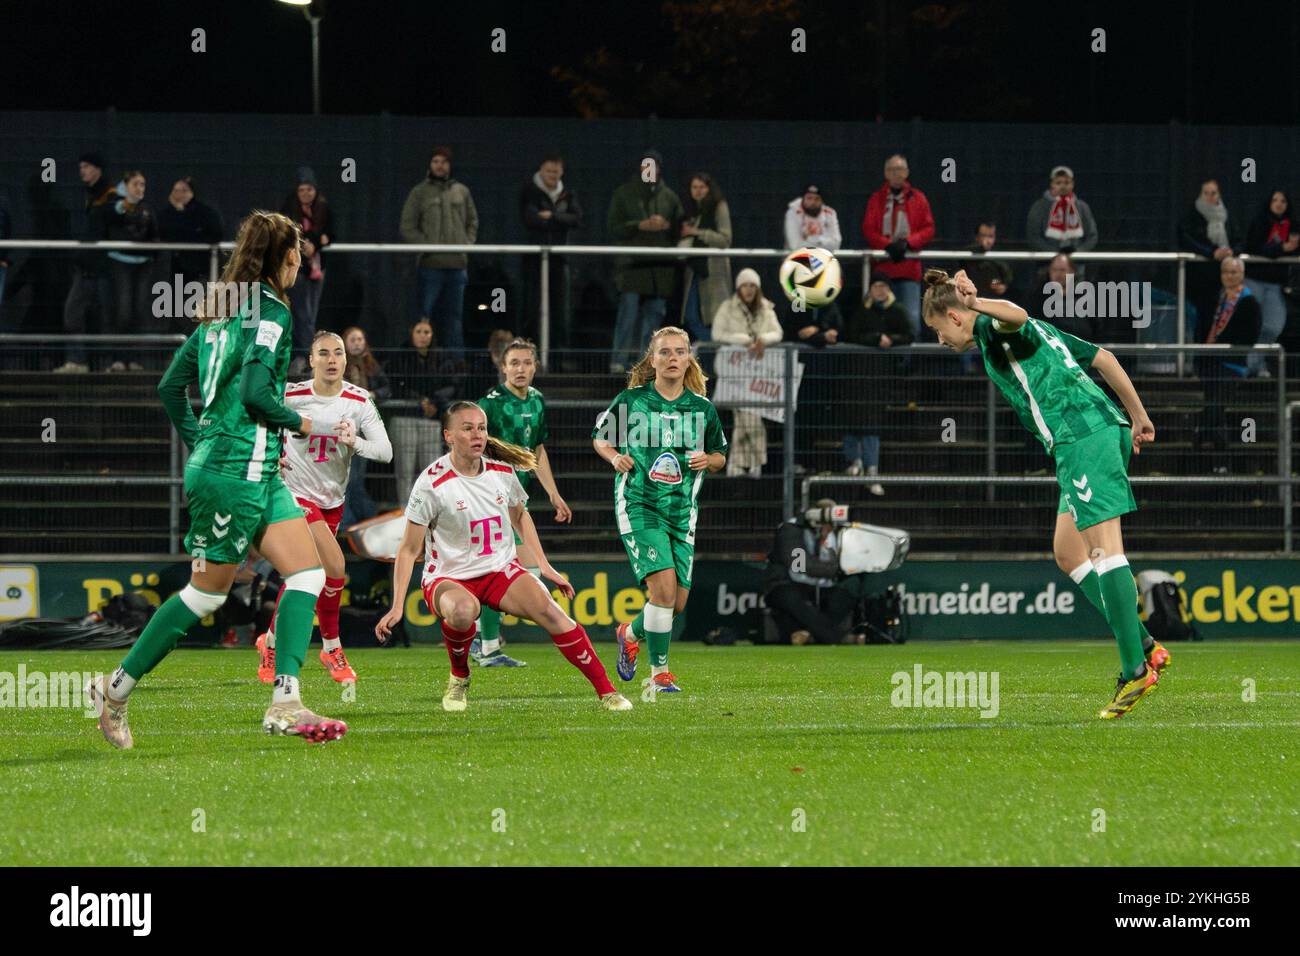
[862,154,935,341]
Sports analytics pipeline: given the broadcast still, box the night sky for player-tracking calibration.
[3,0,1298,123]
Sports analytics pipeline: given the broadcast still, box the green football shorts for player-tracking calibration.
[1054,425,1136,530]
[620,528,695,590]
[184,466,304,564]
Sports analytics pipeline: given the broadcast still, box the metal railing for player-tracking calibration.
[4,238,1299,369]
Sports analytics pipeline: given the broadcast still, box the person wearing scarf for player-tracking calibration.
[1178,179,1237,331]
[1195,257,1261,458]
[1027,166,1099,258]
[282,166,333,375]
[1243,189,1299,377]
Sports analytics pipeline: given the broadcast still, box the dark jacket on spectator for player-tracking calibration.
[1243,194,1298,286]
[157,198,223,280]
[104,191,159,261]
[1178,200,1238,318]
[764,518,840,591]
[789,301,843,348]
[965,244,1015,297]
[862,181,936,282]
[281,192,333,251]
[606,175,683,297]
[519,177,582,244]
[386,346,455,420]
[1195,287,1262,381]
[844,294,914,348]
[77,175,117,274]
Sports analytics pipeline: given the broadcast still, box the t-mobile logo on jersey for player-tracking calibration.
[307,435,338,462]
[468,515,505,556]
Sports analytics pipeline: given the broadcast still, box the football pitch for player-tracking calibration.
[3,641,1297,867]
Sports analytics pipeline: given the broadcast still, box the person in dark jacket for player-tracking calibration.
[103,170,159,371]
[1195,257,1262,463]
[282,166,333,373]
[386,318,456,501]
[519,153,582,344]
[56,151,117,373]
[1242,189,1298,377]
[841,279,914,493]
[606,148,683,371]
[762,499,872,644]
[965,221,1013,298]
[1178,178,1237,332]
[156,175,223,309]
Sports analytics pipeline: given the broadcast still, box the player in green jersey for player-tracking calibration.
[592,326,728,693]
[472,338,572,667]
[87,211,348,748]
[922,269,1166,719]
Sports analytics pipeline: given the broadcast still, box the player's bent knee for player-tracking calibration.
[178,582,228,618]
[284,565,326,597]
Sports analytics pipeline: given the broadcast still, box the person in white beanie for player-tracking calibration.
[712,268,784,477]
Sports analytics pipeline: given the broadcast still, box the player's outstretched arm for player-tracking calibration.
[1091,348,1156,453]
[509,504,575,600]
[376,520,427,642]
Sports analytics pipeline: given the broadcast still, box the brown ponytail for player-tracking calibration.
[199,210,300,322]
[442,400,537,472]
[627,326,708,396]
[921,268,963,320]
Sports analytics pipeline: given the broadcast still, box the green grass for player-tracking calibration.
[2,641,1298,866]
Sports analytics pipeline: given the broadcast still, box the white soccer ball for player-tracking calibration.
[779,247,843,308]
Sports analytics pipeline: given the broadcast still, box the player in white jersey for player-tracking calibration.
[375,401,632,713]
[256,331,393,685]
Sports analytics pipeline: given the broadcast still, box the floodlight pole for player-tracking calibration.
[304,8,321,115]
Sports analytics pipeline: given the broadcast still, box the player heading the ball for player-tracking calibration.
[922,268,1168,719]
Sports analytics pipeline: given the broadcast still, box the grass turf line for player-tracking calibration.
[1,642,1297,866]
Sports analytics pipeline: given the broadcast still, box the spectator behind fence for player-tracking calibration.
[966,220,1012,297]
[862,154,935,340]
[156,176,223,313]
[56,151,117,373]
[1028,253,1097,341]
[789,285,844,475]
[784,184,841,252]
[1243,189,1298,378]
[387,318,454,502]
[712,267,782,477]
[104,170,158,371]
[677,172,732,345]
[762,498,872,645]
[282,166,332,376]
[339,325,392,526]
[1178,178,1237,330]
[400,145,478,370]
[1195,256,1260,464]
[842,278,913,494]
[606,148,682,372]
[519,152,582,344]
[1026,165,1098,261]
